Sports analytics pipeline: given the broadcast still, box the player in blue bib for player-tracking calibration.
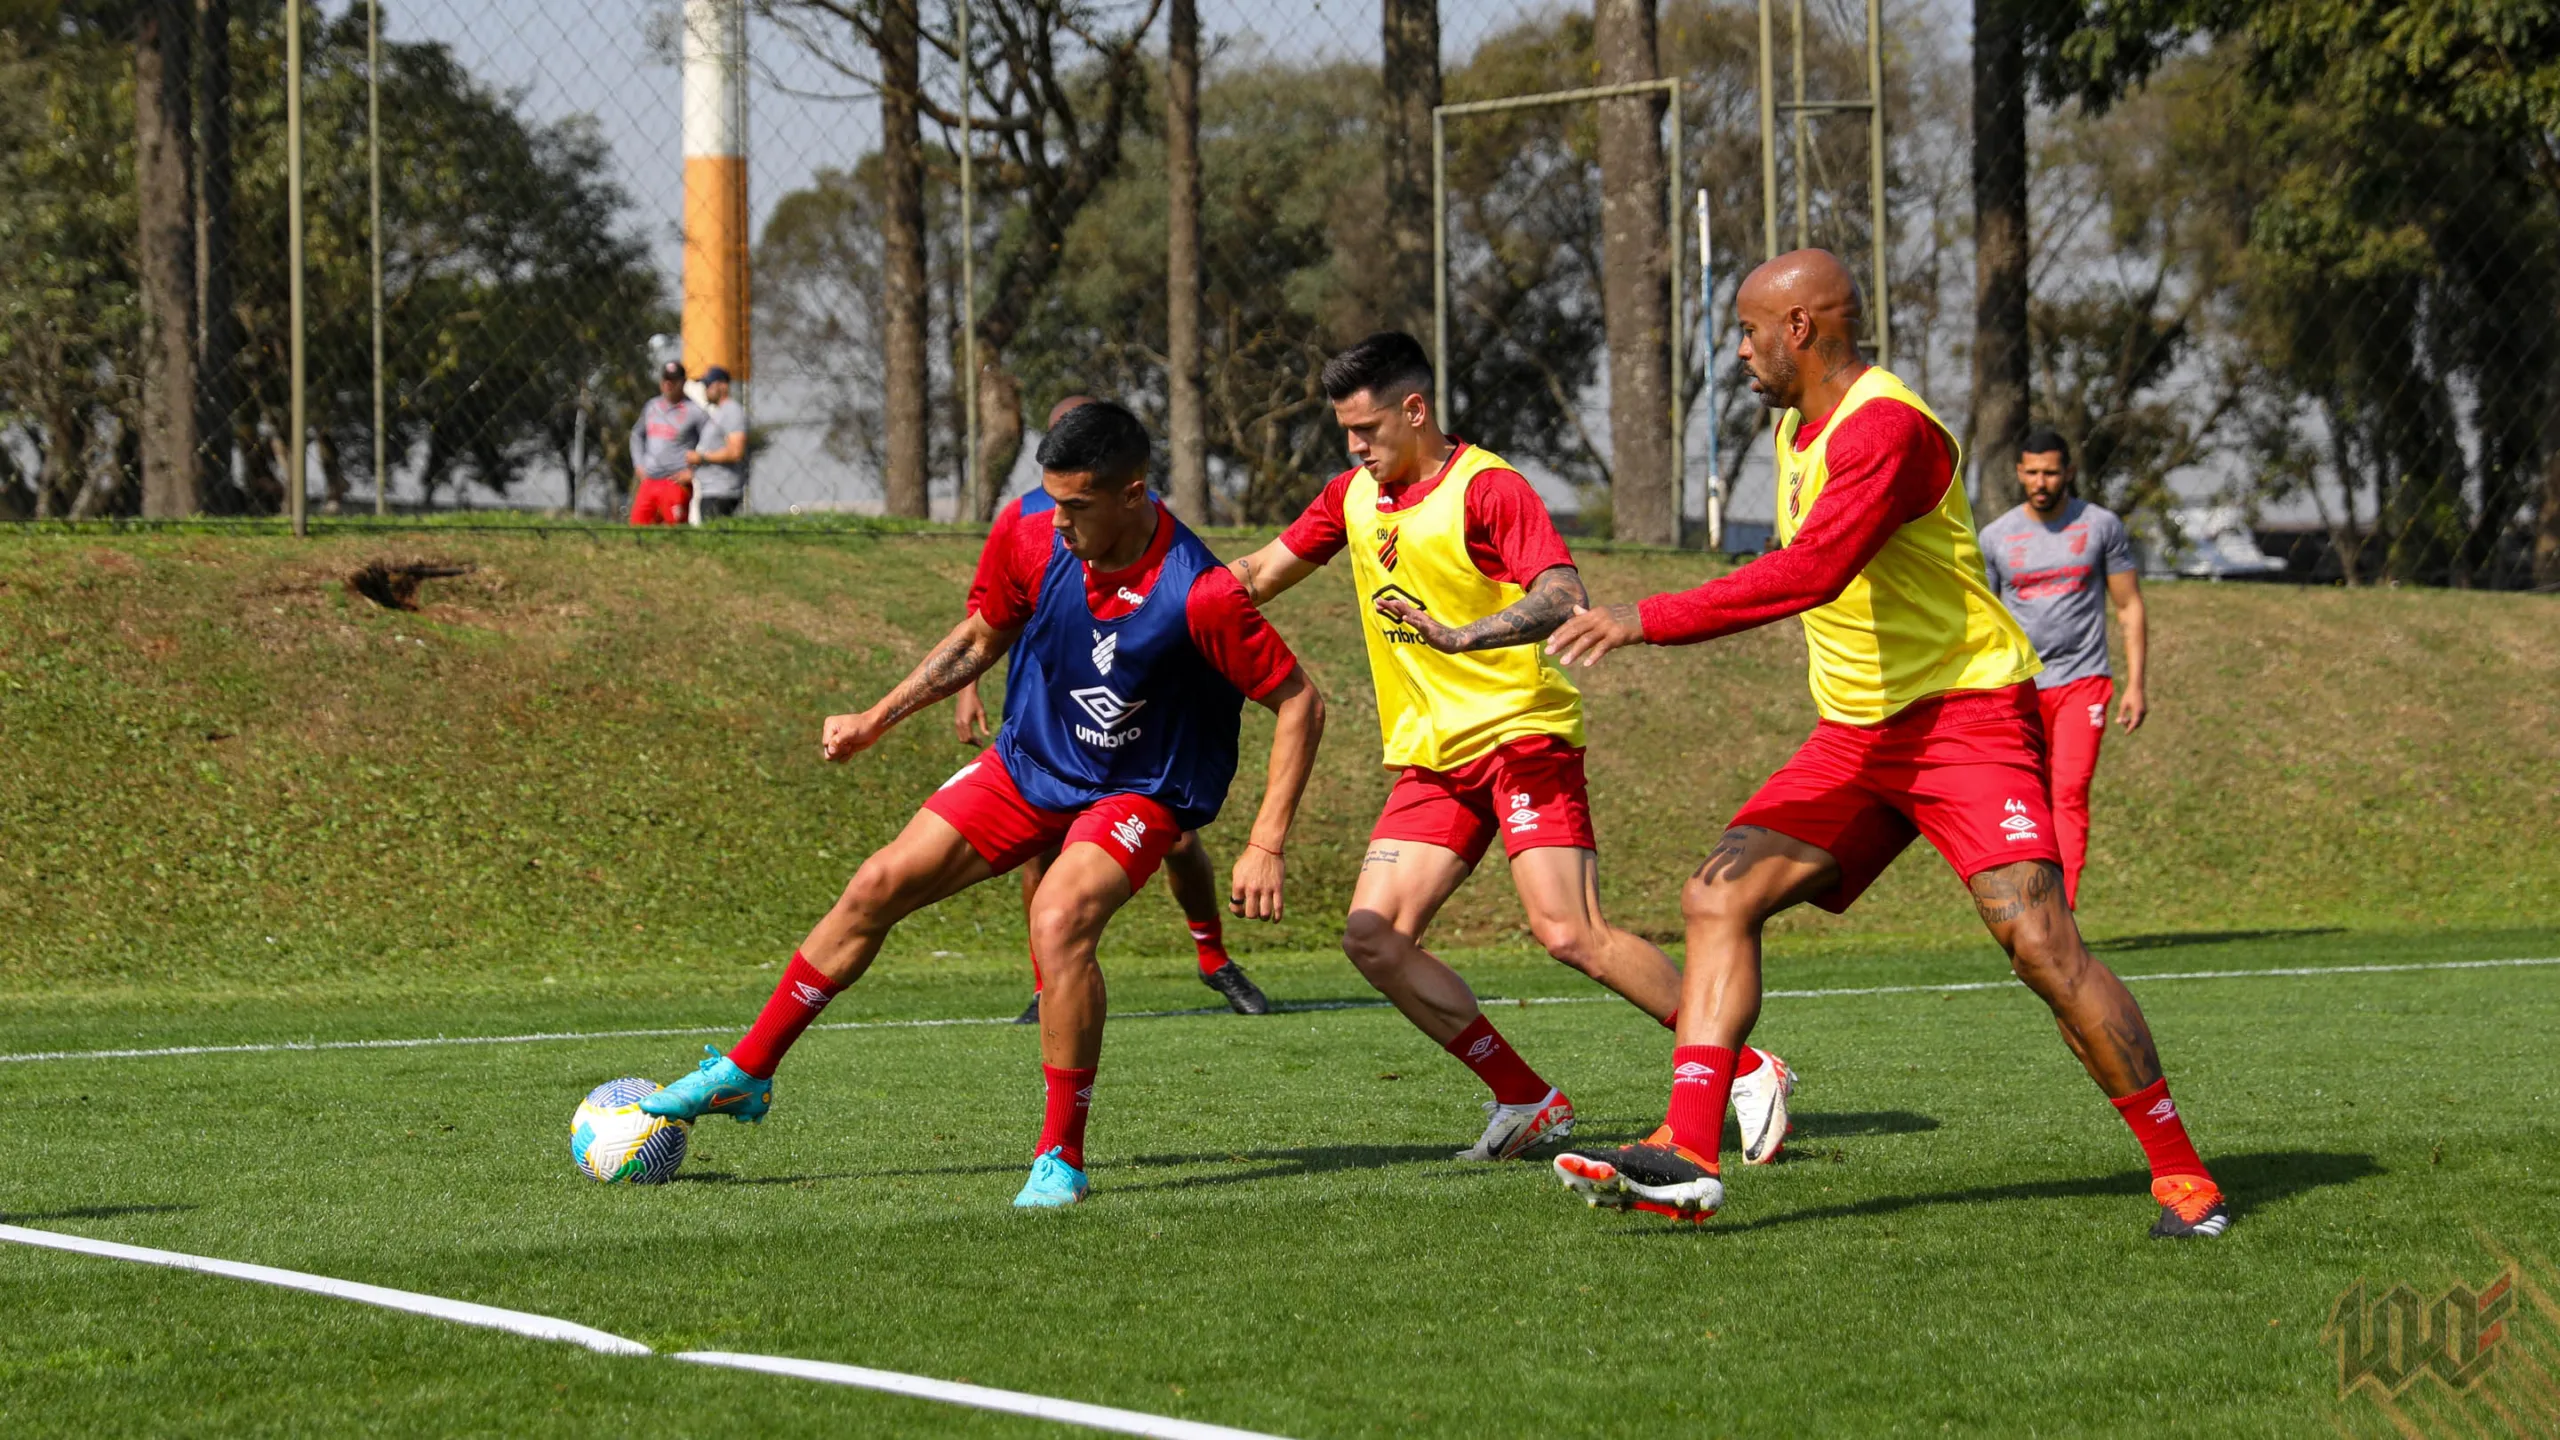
[638,402,1326,1208]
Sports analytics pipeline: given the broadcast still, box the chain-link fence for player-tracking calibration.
[3,1,2553,586]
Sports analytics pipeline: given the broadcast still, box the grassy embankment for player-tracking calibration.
[0,528,2551,1046]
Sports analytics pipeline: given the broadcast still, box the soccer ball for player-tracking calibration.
[570,1077,690,1184]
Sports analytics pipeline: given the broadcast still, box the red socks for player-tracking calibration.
[1038,1064,1097,1168]
[1734,1045,1766,1079]
[729,953,844,1078]
[2111,1077,2211,1182]
[1662,1045,1735,1164]
[1029,944,1044,994]
[1442,1015,1551,1106]
[1189,917,1229,977]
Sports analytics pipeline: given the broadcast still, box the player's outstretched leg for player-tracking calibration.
[642,809,994,1123]
[1013,840,1142,1208]
[1556,827,1834,1219]
[1969,861,2228,1237]
[1163,830,1270,1014]
[1013,850,1053,1026]
[1344,841,1573,1159]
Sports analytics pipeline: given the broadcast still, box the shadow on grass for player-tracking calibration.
[1663,1149,2381,1236]
[1785,1110,1942,1141]
[1111,1143,1474,1193]
[2087,927,2346,954]
[0,1203,197,1224]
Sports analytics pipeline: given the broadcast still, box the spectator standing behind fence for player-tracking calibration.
[630,360,708,525]
[686,366,748,522]
[1978,429,2149,910]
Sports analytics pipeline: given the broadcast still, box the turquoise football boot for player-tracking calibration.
[1012,1147,1091,1208]
[638,1044,772,1123]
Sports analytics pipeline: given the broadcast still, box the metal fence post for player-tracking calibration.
[286,0,306,537]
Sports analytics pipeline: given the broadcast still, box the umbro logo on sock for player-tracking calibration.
[2147,1098,2178,1122]
[1465,1035,1498,1061]
[1674,1061,1717,1082]
[792,981,833,1009]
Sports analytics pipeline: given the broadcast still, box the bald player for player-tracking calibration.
[954,395,1274,1020]
[1541,250,2227,1238]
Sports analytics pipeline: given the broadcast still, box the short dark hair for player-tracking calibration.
[1321,331,1435,405]
[1036,398,1150,487]
[2018,428,2072,464]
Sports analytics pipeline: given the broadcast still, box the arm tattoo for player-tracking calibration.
[1231,554,1261,601]
[1431,567,1588,652]
[879,630,999,725]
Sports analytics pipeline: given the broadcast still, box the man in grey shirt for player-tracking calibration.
[687,365,749,522]
[1979,429,2148,909]
[629,360,708,526]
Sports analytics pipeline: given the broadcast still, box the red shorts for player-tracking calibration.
[922,746,1182,889]
[1371,734,1596,866]
[630,478,691,526]
[1731,682,2062,912]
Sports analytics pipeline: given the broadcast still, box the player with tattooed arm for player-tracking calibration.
[1225,332,1795,1165]
[636,402,1324,1208]
[1542,251,2225,1237]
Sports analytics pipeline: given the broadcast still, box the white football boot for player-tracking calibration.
[1729,1048,1795,1164]
[1456,1087,1576,1160]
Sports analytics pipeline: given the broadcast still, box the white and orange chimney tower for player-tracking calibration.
[682,0,749,382]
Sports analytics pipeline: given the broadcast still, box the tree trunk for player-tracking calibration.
[196,0,240,508]
[1165,0,1207,522]
[974,359,1023,519]
[2536,445,2560,589]
[136,0,200,518]
[876,0,931,518]
[1595,0,1674,545]
[1380,0,1440,344]
[1969,0,2030,519]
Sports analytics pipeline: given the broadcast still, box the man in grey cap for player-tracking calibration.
[687,365,749,522]
[630,360,708,525]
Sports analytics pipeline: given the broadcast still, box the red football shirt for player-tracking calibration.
[1637,396,1953,645]
[973,500,1299,701]
[1278,443,1576,584]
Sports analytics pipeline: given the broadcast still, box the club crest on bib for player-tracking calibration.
[1377,523,1402,571]
[1090,627,1117,675]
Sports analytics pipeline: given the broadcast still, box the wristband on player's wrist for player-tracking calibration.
[1246,840,1284,858]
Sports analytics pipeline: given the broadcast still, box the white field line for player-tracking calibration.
[0,1224,1293,1439]
[0,1222,650,1355]
[4,956,2553,1068]
[671,1351,1287,1439]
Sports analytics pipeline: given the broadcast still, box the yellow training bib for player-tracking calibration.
[1344,445,1586,770]
[1773,368,2041,724]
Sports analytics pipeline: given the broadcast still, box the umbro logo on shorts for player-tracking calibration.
[1507,792,1539,833]
[2000,797,2040,841]
[1109,814,1149,853]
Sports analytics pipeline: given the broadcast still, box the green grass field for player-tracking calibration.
[2,532,2555,1435]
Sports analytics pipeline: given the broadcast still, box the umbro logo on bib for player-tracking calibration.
[1069,685,1146,749]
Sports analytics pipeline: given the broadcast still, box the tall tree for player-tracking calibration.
[1164,0,1205,520]
[194,0,240,507]
[135,0,198,515]
[1594,0,1673,544]
[876,0,931,517]
[1969,0,2030,518]
[1380,0,1439,342]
